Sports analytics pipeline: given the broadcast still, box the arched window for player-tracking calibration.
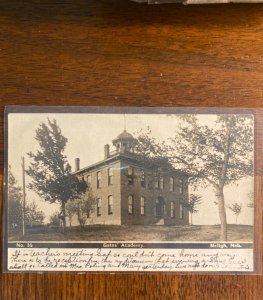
[108,168,113,185]
[156,197,164,217]
[123,142,127,151]
[179,179,183,194]
[159,175,165,190]
[128,195,134,214]
[87,175,91,186]
[180,204,184,219]
[169,177,174,192]
[128,166,134,185]
[97,198,102,216]
[154,176,159,189]
[171,201,175,218]
[140,196,145,216]
[97,171,102,188]
[108,195,113,215]
[140,170,146,188]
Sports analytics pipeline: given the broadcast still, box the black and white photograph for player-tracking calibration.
[4,107,255,272]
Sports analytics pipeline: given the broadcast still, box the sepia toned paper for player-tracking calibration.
[4,107,257,273]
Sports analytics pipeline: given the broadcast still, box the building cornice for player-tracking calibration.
[73,152,189,177]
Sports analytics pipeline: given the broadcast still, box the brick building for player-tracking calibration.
[71,130,189,226]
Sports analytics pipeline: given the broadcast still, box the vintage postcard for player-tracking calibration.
[3,107,258,273]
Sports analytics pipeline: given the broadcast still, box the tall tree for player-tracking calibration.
[135,114,253,241]
[26,119,86,233]
[8,166,23,232]
[181,194,202,225]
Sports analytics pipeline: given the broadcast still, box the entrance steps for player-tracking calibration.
[155,218,164,225]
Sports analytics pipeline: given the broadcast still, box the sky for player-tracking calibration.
[7,112,254,225]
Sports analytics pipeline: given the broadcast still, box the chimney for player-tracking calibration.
[75,158,80,172]
[104,144,110,159]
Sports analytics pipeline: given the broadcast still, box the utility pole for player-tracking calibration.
[22,156,26,236]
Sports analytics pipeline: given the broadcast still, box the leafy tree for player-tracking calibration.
[135,114,253,241]
[228,203,242,224]
[8,167,46,233]
[66,190,96,229]
[25,200,45,226]
[26,119,86,233]
[181,194,202,225]
[65,200,75,227]
[49,211,61,227]
[8,166,23,232]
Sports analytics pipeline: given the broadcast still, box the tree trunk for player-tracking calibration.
[190,213,193,225]
[215,186,227,241]
[61,201,66,234]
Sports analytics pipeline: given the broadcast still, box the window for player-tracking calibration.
[128,166,133,175]
[171,201,174,218]
[97,198,102,216]
[86,209,91,218]
[180,204,184,219]
[128,195,134,214]
[128,166,134,185]
[97,171,102,188]
[154,176,159,189]
[87,175,91,186]
[179,179,183,194]
[140,196,145,216]
[108,168,113,185]
[169,177,174,192]
[159,175,165,190]
[140,170,146,188]
[155,197,164,217]
[108,195,113,215]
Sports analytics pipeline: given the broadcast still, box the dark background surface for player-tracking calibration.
[0,0,263,299]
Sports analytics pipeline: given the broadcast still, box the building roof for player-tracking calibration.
[73,151,189,177]
[112,130,135,146]
[73,130,189,177]
[116,130,134,140]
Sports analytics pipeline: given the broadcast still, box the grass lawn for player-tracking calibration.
[9,224,253,242]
